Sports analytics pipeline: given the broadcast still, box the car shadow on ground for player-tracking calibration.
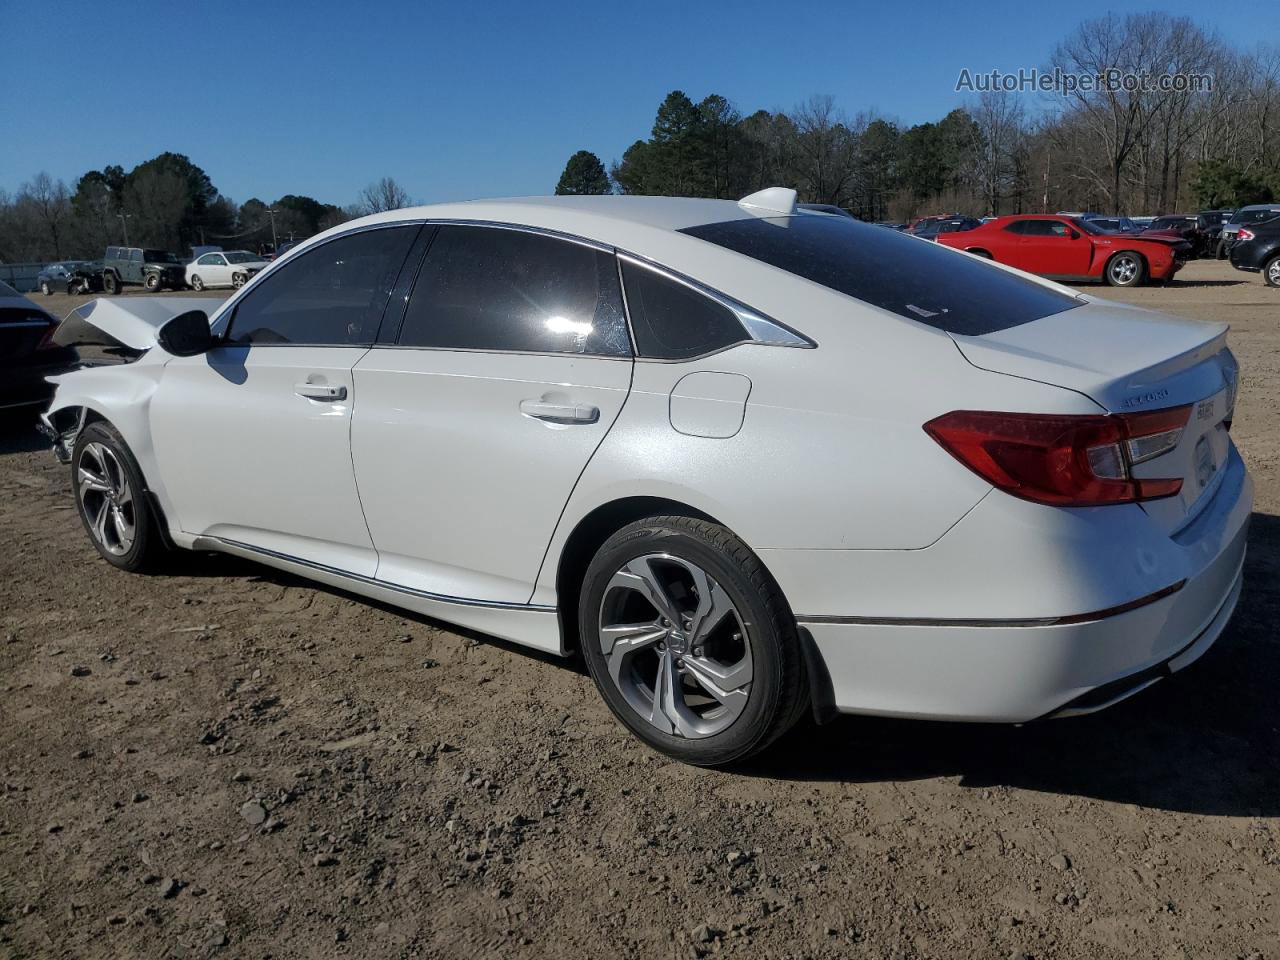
[1171,278,1253,287]
[747,511,1280,818]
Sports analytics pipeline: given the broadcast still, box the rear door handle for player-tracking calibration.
[295,383,347,402]
[519,400,599,424]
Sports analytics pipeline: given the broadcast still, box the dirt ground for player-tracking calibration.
[1,261,1277,960]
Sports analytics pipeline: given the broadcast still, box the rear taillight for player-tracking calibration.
[924,407,1190,506]
[1237,228,1255,242]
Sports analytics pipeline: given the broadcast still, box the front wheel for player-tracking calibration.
[232,272,246,288]
[190,274,204,291]
[1264,255,1280,288]
[102,272,119,295]
[579,516,806,766]
[1105,252,1146,287]
[144,273,161,291]
[72,421,170,572]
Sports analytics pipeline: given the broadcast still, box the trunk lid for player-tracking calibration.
[951,298,1238,534]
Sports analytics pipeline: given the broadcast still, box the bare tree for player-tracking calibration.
[358,177,412,214]
[24,173,72,258]
[968,92,1026,215]
[789,95,861,204]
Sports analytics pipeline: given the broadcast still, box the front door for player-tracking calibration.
[149,224,422,574]
[351,224,634,604]
[1018,219,1092,277]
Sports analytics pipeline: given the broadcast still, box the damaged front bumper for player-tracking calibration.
[37,409,85,464]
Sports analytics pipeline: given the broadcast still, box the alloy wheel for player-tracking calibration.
[77,442,136,556]
[1110,255,1139,285]
[1268,259,1280,286]
[597,553,752,739]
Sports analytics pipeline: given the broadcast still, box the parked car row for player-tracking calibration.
[35,247,273,296]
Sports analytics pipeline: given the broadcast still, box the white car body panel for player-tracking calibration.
[42,195,1254,723]
[350,348,633,604]
[150,346,376,575]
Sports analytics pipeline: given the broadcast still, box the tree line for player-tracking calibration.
[0,153,413,264]
[556,13,1279,221]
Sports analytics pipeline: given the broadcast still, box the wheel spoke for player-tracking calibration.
[649,650,699,738]
[686,566,732,644]
[601,622,667,685]
[111,507,134,550]
[608,558,682,626]
[681,652,753,703]
[92,497,111,545]
[77,465,112,494]
[114,479,133,508]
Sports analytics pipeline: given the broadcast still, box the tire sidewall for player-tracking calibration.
[191,275,203,291]
[72,422,155,571]
[1265,256,1280,288]
[578,521,790,766]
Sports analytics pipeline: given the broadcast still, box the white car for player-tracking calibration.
[41,188,1252,766]
[186,250,269,290]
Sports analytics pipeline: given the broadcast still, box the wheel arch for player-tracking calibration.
[551,494,835,724]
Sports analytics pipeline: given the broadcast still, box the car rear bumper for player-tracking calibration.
[777,446,1253,722]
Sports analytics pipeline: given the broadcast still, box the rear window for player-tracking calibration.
[679,215,1081,336]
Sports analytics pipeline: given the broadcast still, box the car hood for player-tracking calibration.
[1136,229,1191,244]
[53,296,225,351]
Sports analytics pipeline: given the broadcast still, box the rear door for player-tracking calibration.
[350,224,633,604]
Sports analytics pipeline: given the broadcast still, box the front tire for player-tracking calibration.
[102,272,119,295]
[1265,255,1280,288]
[144,273,161,291]
[579,516,806,766]
[1105,252,1146,287]
[72,421,170,572]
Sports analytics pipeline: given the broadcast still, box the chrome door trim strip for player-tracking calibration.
[198,536,557,612]
[797,579,1186,628]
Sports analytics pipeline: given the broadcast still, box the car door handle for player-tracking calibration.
[519,400,599,424]
[295,383,347,402]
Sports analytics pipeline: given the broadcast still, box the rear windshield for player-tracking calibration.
[679,215,1081,336]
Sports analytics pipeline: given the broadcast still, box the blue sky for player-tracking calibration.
[3,0,1266,207]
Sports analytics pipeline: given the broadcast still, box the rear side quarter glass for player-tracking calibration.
[620,262,749,360]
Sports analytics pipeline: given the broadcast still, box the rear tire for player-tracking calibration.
[1264,255,1280,288]
[968,249,993,259]
[578,516,806,767]
[1104,252,1146,287]
[72,421,171,573]
[190,275,204,291]
[40,281,51,295]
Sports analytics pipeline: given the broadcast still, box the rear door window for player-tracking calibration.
[680,215,1081,336]
[397,225,630,357]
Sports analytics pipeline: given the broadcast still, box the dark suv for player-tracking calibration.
[101,246,186,294]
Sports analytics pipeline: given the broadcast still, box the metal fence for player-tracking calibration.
[0,262,54,293]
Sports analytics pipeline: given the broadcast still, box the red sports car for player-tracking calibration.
[935,214,1190,286]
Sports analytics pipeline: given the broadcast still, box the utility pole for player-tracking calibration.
[117,212,133,246]
[265,208,279,253]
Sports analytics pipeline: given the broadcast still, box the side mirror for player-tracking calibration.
[157,310,217,357]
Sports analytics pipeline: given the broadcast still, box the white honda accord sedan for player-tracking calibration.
[41,188,1252,766]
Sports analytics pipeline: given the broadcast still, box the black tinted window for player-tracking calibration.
[621,262,748,360]
[1023,220,1070,237]
[680,215,1080,336]
[227,226,417,345]
[398,226,629,357]
[1002,221,1028,234]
